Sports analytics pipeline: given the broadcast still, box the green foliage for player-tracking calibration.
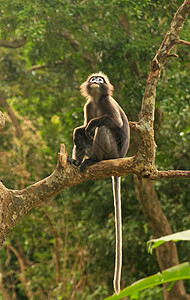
[148,230,190,253]
[0,0,190,299]
[105,263,190,300]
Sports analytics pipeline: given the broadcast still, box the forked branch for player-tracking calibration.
[136,0,190,177]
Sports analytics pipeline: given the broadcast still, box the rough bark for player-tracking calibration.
[0,148,137,247]
[134,178,189,300]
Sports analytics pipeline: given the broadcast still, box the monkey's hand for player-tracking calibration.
[85,125,96,141]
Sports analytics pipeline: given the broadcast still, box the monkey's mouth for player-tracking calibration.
[90,83,100,88]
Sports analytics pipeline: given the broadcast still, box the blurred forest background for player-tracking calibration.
[0,0,190,299]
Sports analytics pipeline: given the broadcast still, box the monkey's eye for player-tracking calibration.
[96,77,104,83]
[89,77,96,83]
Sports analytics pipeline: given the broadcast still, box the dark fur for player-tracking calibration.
[71,72,130,170]
[69,73,130,294]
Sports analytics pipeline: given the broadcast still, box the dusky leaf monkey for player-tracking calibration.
[68,72,130,294]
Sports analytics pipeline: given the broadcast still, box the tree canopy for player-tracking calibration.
[0,1,190,299]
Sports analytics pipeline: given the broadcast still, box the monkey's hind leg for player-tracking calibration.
[67,156,80,166]
[80,157,99,172]
[93,126,119,160]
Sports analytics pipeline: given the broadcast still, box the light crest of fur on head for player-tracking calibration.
[80,72,114,99]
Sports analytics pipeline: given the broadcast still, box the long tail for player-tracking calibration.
[112,176,122,295]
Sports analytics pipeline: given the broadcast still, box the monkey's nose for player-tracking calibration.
[91,80,99,84]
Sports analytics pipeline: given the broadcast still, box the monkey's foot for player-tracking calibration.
[80,158,98,172]
[67,156,80,166]
[80,162,88,172]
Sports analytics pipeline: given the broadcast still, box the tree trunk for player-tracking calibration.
[134,177,188,300]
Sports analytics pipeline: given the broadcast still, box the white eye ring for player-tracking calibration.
[96,77,104,83]
[89,76,105,83]
[89,77,96,83]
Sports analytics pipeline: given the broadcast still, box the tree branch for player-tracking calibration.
[59,31,94,64]
[0,111,5,133]
[154,170,190,179]
[6,244,33,299]
[0,277,12,300]
[29,31,94,71]
[0,91,23,138]
[141,0,190,123]
[29,59,66,71]
[0,0,190,247]
[0,37,26,48]
[175,39,190,46]
[135,0,190,177]
[0,140,189,246]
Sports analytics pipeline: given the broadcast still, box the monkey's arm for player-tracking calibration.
[85,115,120,138]
[84,101,94,124]
[73,126,85,145]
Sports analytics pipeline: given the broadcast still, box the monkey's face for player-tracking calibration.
[87,76,109,98]
[80,72,114,99]
[89,76,105,84]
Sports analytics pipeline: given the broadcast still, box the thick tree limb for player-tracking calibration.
[155,170,190,179]
[0,143,190,247]
[136,0,190,176]
[134,178,189,300]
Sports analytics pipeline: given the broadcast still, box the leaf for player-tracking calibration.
[148,230,190,253]
[104,262,190,300]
